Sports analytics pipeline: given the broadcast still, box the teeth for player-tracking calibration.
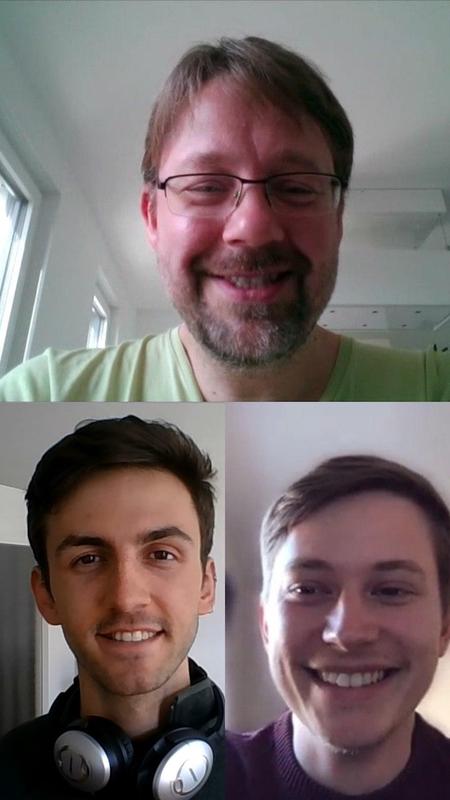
[319,670,386,687]
[112,630,157,642]
[227,275,280,288]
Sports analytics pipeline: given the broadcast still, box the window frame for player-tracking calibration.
[86,278,117,349]
[87,291,108,349]
[0,126,42,375]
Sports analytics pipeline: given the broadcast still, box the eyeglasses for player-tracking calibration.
[157,172,343,219]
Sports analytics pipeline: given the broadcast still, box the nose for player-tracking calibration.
[222,183,286,248]
[322,591,379,650]
[106,558,150,613]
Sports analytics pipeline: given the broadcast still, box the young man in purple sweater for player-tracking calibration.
[227,455,450,799]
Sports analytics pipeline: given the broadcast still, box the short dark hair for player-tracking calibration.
[141,36,353,193]
[26,416,216,590]
[261,454,450,612]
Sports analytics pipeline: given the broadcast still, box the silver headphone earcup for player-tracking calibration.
[54,730,111,793]
[152,738,213,800]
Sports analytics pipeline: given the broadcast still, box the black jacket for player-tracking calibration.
[0,663,224,800]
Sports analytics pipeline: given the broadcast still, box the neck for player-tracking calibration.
[179,324,341,401]
[78,659,191,740]
[292,713,415,795]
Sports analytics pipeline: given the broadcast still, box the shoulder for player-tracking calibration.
[1,714,50,749]
[326,337,450,400]
[1,713,52,750]
[415,714,450,766]
[0,714,90,798]
[0,715,52,785]
[226,718,281,758]
[0,331,177,401]
[226,713,292,796]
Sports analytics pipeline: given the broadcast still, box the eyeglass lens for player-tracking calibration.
[163,174,341,217]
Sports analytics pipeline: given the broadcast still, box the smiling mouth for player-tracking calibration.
[217,271,291,289]
[99,629,163,643]
[305,667,400,688]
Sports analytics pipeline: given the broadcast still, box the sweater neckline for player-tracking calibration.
[274,712,427,799]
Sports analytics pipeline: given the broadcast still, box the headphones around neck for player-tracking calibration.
[49,660,224,799]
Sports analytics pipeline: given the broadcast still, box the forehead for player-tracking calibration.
[273,491,438,578]
[159,77,335,175]
[46,467,200,542]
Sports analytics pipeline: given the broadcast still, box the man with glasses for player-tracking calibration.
[1,36,449,400]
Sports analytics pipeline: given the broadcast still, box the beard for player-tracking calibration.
[162,244,338,368]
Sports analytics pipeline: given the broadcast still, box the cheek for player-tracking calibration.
[157,209,222,263]
[294,217,340,259]
[154,567,204,603]
[266,604,313,657]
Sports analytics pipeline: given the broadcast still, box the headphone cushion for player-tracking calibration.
[137,728,213,798]
[66,716,134,772]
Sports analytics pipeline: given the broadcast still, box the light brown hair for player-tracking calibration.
[261,454,450,613]
[141,36,354,191]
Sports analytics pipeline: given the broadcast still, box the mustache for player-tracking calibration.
[193,245,312,275]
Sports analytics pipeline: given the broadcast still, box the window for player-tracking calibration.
[0,125,46,375]
[0,174,28,360]
[86,293,109,349]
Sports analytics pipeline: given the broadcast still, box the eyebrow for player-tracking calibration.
[285,558,426,576]
[54,527,194,556]
[174,150,325,174]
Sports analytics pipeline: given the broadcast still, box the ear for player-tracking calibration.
[30,567,61,626]
[140,188,158,249]
[198,558,217,615]
[259,598,270,651]
[438,612,450,658]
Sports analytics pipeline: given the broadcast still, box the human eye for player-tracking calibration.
[372,585,416,603]
[72,553,102,568]
[276,179,315,193]
[270,176,318,206]
[148,549,177,562]
[285,582,333,603]
[179,176,231,203]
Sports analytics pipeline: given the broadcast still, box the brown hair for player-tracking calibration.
[26,416,216,592]
[141,36,353,191]
[261,454,450,612]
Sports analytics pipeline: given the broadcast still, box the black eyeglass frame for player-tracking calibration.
[156,171,346,210]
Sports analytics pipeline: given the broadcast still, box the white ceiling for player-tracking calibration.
[0,0,449,326]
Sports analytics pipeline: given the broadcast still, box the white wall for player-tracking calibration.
[339,329,449,350]
[0,484,26,544]
[135,307,181,337]
[226,403,450,734]
[0,32,138,371]
[334,245,450,306]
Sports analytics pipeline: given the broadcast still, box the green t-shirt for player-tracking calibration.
[0,327,448,401]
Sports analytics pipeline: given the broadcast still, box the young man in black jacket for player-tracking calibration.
[0,416,224,799]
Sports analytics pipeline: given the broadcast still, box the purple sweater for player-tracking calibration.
[226,712,450,799]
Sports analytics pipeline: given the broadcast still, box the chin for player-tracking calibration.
[318,723,390,756]
[100,672,166,697]
[187,307,315,368]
